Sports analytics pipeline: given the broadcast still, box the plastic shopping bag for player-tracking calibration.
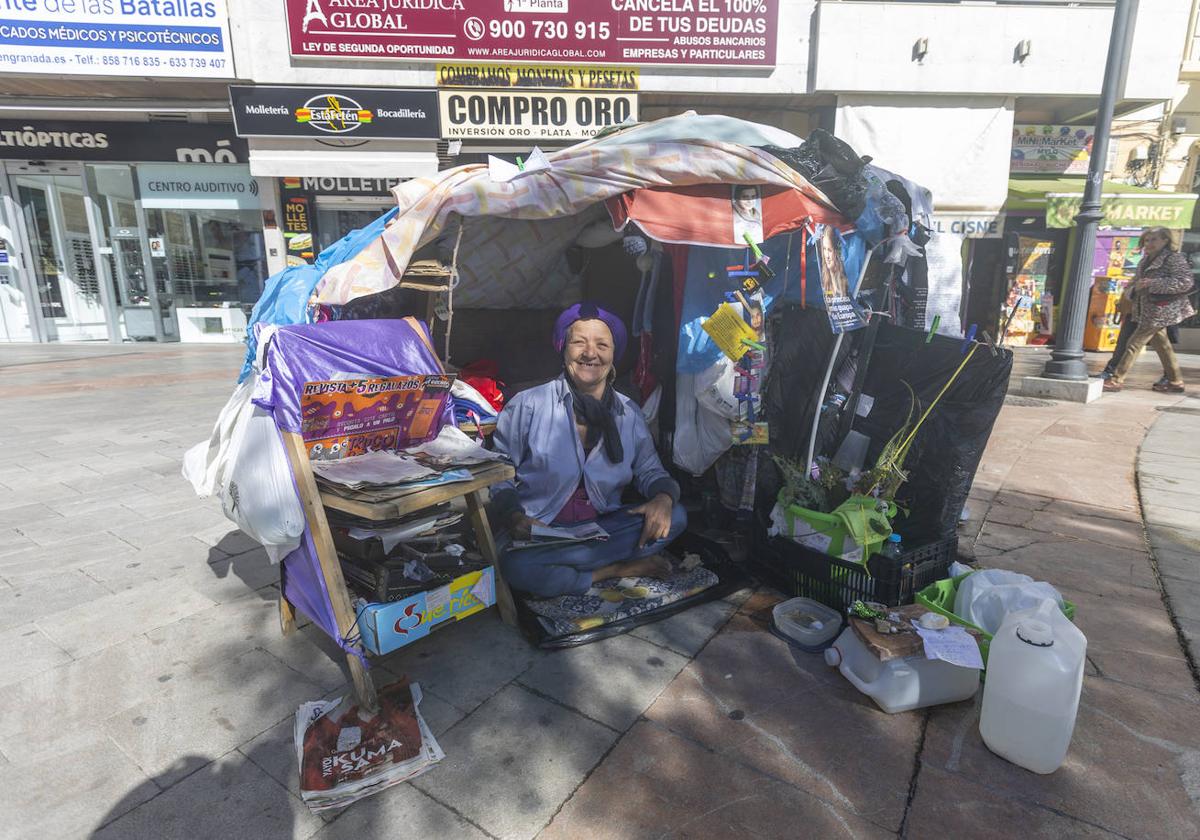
[223,407,305,563]
[954,569,1065,635]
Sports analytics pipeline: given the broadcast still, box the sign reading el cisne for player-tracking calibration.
[286,0,778,68]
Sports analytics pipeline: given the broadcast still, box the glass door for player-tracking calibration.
[10,169,108,341]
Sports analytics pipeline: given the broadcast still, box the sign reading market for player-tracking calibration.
[285,0,778,68]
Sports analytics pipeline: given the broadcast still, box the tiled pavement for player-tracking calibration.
[0,341,1197,839]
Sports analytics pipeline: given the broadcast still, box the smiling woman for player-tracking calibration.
[488,301,688,598]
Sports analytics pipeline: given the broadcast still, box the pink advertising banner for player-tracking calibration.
[285,0,778,68]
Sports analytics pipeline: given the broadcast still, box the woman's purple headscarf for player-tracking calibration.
[553,302,628,360]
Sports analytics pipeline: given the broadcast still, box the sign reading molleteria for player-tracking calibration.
[281,175,406,196]
[0,0,233,78]
[229,85,439,139]
[136,163,259,210]
[436,63,638,90]
[285,0,778,68]
[1045,192,1199,230]
[0,120,246,162]
[437,90,636,140]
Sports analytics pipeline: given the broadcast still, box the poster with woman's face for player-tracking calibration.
[731,185,763,245]
[815,225,868,333]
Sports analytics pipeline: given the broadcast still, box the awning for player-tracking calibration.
[247,139,438,179]
[1008,177,1198,229]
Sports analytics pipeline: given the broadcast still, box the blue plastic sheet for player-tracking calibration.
[238,208,398,382]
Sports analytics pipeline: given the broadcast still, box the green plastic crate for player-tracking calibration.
[915,572,1077,666]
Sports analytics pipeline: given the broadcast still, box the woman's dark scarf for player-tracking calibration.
[565,374,623,464]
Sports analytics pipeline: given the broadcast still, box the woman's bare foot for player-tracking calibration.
[591,554,673,584]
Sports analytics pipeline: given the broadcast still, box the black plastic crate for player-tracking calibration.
[747,516,957,609]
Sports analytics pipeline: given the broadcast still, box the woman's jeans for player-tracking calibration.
[498,502,688,598]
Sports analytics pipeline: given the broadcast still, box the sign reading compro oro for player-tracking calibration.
[438,90,636,140]
[437,63,638,90]
[1046,193,1199,230]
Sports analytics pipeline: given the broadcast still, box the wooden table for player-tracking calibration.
[279,432,517,709]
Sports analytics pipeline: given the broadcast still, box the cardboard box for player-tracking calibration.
[356,566,496,655]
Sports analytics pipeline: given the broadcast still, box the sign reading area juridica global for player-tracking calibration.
[0,0,234,78]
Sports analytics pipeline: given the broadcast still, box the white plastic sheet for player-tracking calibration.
[954,569,1065,636]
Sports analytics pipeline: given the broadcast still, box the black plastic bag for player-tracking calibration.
[759,129,871,220]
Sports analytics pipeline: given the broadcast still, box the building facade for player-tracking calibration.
[0,0,1189,344]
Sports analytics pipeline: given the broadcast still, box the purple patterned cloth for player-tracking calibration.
[254,318,449,656]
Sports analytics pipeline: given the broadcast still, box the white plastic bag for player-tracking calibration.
[182,378,255,498]
[182,378,304,563]
[954,569,1065,636]
[695,357,738,420]
[223,406,305,563]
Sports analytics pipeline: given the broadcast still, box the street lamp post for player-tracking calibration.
[1041,0,1136,382]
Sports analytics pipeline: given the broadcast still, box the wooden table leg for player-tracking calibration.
[282,430,379,711]
[465,489,518,628]
[279,592,298,637]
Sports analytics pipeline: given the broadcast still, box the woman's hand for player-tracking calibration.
[630,493,675,548]
[510,513,545,540]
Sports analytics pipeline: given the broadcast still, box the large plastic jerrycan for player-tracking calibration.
[979,599,1087,774]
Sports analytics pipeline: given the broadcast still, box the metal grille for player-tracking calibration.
[67,236,99,297]
[169,245,201,299]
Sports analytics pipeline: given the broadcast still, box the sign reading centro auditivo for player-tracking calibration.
[286,0,778,68]
[0,0,233,78]
[229,86,439,139]
[438,89,636,140]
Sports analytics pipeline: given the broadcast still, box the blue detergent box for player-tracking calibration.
[356,566,496,655]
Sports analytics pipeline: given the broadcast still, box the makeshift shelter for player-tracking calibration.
[198,113,1011,704]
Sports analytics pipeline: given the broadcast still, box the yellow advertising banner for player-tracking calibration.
[436,63,638,91]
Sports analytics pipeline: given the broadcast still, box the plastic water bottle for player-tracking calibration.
[979,599,1087,774]
[880,533,903,560]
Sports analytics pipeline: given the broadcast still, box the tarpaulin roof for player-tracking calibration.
[312,113,844,307]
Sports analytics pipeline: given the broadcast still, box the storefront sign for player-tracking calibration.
[285,0,777,68]
[928,212,1005,240]
[229,86,439,140]
[0,120,246,162]
[1011,125,1093,175]
[436,63,638,90]
[438,90,636,140]
[281,176,404,196]
[0,0,233,78]
[282,193,315,266]
[1045,193,1199,229]
[136,163,259,210]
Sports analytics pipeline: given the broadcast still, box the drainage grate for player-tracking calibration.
[1004,395,1054,408]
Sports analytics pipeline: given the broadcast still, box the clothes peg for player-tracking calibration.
[960,323,978,355]
[925,314,940,344]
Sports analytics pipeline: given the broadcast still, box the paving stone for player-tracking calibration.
[0,531,136,581]
[0,503,63,529]
[1021,509,1148,552]
[1159,576,1200,623]
[314,784,489,840]
[0,731,161,840]
[995,539,1160,599]
[1054,586,1199,704]
[103,647,325,788]
[62,466,163,494]
[921,678,1200,840]
[0,624,72,689]
[541,721,892,840]
[92,750,324,840]
[375,611,544,714]
[192,524,263,556]
[1153,547,1199,582]
[107,507,232,550]
[629,597,739,657]
[37,577,217,659]
[411,684,616,839]
[976,522,1070,552]
[264,623,356,693]
[0,528,38,559]
[145,594,281,672]
[0,569,112,633]
[644,613,922,833]
[519,632,689,730]
[983,504,1035,527]
[992,489,1053,511]
[905,765,1126,839]
[0,634,183,762]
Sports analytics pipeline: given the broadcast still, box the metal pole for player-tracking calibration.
[1041,0,1136,381]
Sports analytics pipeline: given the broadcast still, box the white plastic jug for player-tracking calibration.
[979,599,1087,774]
[824,627,981,714]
